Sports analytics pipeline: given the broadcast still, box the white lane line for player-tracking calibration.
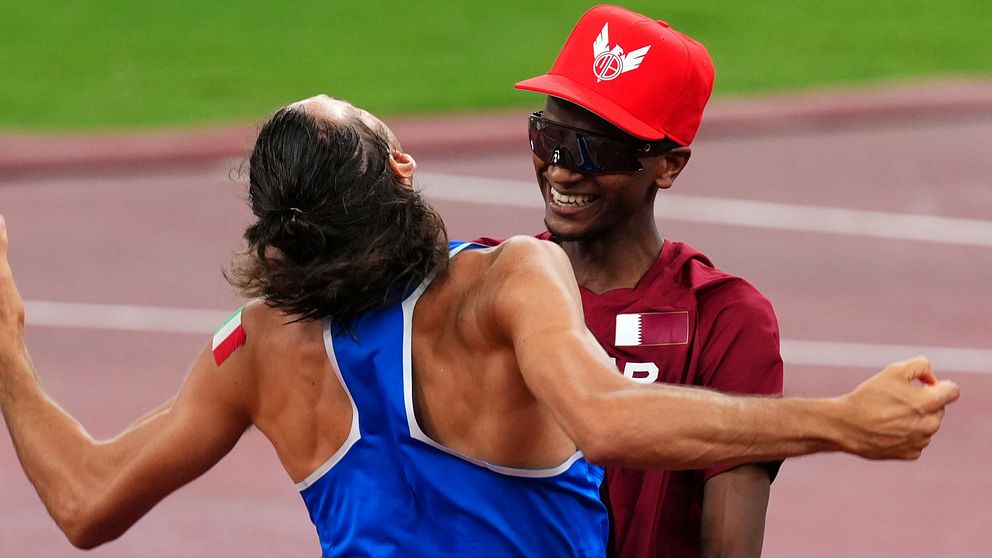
[780,340,991,374]
[24,300,230,335]
[23,300,991,375]
[418,173,992,247]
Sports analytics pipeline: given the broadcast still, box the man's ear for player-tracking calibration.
[653,147,691,190]
[389,151,417,187]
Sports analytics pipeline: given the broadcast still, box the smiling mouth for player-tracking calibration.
[550,188,599,208]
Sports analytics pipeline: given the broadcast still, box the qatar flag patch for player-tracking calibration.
[212,306,247,366]
[614,311,689,347]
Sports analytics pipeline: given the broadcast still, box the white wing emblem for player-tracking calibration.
[591,23,651,82]
[593,23,611,57]
[621,46,651,73]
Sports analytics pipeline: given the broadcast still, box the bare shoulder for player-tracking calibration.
[443,236,574,303]
[484,235,575,286]
[493,235,571,266]
[473,236,583,334]
[237,300,326,369]
[429,237,579,349]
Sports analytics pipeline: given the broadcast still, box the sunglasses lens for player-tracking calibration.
[527,119,556,161]
[583,140,641,172]
[528,114,643,173]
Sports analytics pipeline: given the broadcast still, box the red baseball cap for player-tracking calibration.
[516,5,715,145]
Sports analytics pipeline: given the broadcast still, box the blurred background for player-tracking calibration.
[1,0,990,129]
[1,2,990,557]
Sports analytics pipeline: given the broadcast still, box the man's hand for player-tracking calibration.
[0,215,26,364]
[836,356,960,459]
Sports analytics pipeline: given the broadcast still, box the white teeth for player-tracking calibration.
[550,189,597,207]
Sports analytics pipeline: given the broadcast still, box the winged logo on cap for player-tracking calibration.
[591,23,651,83]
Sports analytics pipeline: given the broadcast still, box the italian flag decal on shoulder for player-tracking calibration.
[212,306,247,366]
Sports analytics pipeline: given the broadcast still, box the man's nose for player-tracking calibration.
[547,148,582,184]
[546,159,585,185]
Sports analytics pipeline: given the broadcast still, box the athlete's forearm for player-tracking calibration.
[581,382,843,469]
[525,331,848,468]
[582,355,956,469]
[0,344,171,548]
[0,345,106,542]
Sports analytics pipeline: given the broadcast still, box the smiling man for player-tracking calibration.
[512,5,785,558]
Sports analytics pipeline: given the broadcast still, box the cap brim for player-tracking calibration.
[515,74,673,142]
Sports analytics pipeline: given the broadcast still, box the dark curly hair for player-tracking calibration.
[227,104,448,326]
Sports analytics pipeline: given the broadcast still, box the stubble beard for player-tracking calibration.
[543,218,605,243]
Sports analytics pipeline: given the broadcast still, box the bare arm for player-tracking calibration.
[695,281,778,556]
[490,236,960,469]
[0,217,253,549]
[699,465,771,558]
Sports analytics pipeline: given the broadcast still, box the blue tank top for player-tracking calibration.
[297,241,607,557]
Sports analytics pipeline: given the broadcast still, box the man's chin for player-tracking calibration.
[544,220,596,243]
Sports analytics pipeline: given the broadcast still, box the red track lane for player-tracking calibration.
[1,97,990,556]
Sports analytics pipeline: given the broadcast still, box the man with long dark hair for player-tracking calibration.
[0,95,958,556]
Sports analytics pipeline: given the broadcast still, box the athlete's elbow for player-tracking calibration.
[59,508,112,549]
[66,526,105,550]
[54,506,98,549]
[580,439,624,465]
[67,518,128,550]
[54,496,124,549]
[572,408,688,468]
[572,414,630,465]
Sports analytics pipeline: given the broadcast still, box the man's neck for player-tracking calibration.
[559,226,663,294]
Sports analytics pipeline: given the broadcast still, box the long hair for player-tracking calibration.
[228,106,448,326]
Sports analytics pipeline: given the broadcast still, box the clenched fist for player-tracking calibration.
[836,356,960,459]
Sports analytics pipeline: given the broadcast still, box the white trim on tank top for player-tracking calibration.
[294,320,363,491]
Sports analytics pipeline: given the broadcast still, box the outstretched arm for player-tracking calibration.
[0,216,253,549]
[489,236,960,469]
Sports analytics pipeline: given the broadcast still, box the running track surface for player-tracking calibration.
[1,90,990,557]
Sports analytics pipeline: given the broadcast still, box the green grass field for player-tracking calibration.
[2,1,989,130]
